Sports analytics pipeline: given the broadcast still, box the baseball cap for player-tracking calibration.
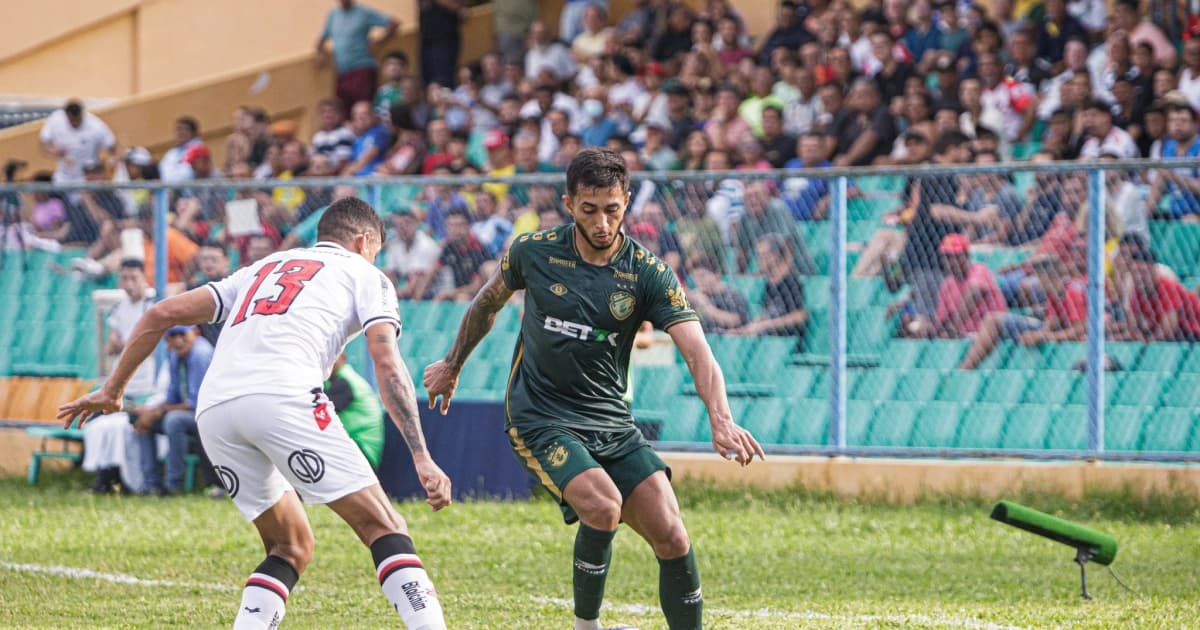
[938,233,970,255]
[183,143,212,164]
[644,62,667,78]
[165,325,194,336]
[125,147,152,167]
[483,128,510,150]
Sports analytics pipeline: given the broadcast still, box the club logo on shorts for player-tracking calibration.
[213,465,239,498]
[609,291,635,321]
[288,449,326,484]
[547,443,569,468]
[550,283,568,297]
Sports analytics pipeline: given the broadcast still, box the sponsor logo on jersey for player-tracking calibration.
[549,256,576,268]
[544,316,620,346]
[609,291,636,321]
[287,449,326,484]
[401,580,428,612]
[550,283,568,296]
[547,443,569,468]
[213,465,240,498]
[666,287,690,310]
[612,269,638,282]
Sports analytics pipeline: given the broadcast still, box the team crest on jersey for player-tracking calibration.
[547,444,569,468]
[550,283,568,296]
[609,291,635,321]
[666,288,689,310]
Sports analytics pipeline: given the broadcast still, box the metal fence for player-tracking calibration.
[3,159,1199,461]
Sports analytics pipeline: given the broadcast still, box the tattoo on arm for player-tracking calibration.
[445,271,513,369]
[373,331,428,456]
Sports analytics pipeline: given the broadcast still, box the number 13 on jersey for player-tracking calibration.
[230,259,326,326]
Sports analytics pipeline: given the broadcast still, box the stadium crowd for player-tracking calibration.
[7,0,1200,362]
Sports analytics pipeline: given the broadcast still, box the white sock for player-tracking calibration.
[232,571,290,630]
[574,617,601,630]
[376,553,446,630]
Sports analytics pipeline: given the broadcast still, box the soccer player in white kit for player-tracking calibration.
[60,198,451,630]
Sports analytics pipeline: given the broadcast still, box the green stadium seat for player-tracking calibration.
[846,280,879,309]
[845,400,877,446]
[1043,342,1087,370]
[1179,345,1200,373]
[909,401,962,448]
[743,336,794,384]
[657,396,707,442]
[494,305,521,333]
[847,219,879,243]
[726,275,765,309]
[864,401,919,447]
[891,369,942,402]
[1021,370,1080,407]
[780,398,828,445]
[805,311,830,354]
[743,398,788,444]
[1137,344,1189,374]
[805,276,830,311]
[773,366,819,398]
[708,335,760,381]
[976,341,1011,371]
[849,368,898,401]
[633,366,685,411]
[854,176,906,194]
[1003,344,1045,370]
[1139,408,1197,452]
[0,264,22,296]
[954,403,1011,449]
[1160,374,1200,408]
[399,301,436,330]
[978,370,1030,404]
[1104,342,1145,371]
[455,361,496,397]
[882,339,925,369]
[936,370,986,403]
[1104,405,1147,451]
[1045,409,1088,451]
[999,404,1054,450]
[914,341,968,370]
[1150,222,1200,277]
[847,308,891,355]
[1110,372,1166,407]
[847,195,899,219]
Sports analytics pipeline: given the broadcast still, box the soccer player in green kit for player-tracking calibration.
[424,148,765,630]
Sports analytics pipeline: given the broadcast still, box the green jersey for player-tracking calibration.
[325,363,384,468]
[500,224,698,432]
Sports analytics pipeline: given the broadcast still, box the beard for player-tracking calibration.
[575,217,624,252]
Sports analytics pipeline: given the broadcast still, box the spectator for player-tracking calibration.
[928,234,1008,338]
[1116,247,1200,341]
[1006,29,1050,91]
[638,121,677,171]
[1147,102,1200,219]
[729,233,807,347]
[777,62,823,137]
[478,53,515,111]
[1180,39,1200,113]
[378,108,427,176]
[1035,0,1086,71]
[82,259,162,494]
[561,0,608,44]
[421,209,488,302]
[38,99,116,185]
[781,132,833,220]
[419,0,466,87]
[959,256,1087,369]
[420,165,470,240]
[1138,103,1167,159]
[315,0,400,115]
[32,172,95,247]
[1079,98,1138,159]
[159,116,202,183]
[480,129,515,204]
[244,233,277,267]
[978,51,1038,144]
[754,0,811,65]
[686,253,750,334]
[132,324,215,495]
[832,79,896,167]
[525,20,577,82]
[311,98,356,170]
[638,201,684,273]
[373,51,410,118]
[963,150,1022,241]
[734,181,816,275]
[324,353,386,468]
[705,84,753,152]
[1038,39,1092,123]
[341,101,389,175]
[572,4,613,62]
[385,209,441,300]
[188,242,231,347]
[1111,0,1177,70]
[470,190,514,257]
[493,0,537,64]
[650,4,694,62]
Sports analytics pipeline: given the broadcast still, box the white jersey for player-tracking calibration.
[197,241,400,415]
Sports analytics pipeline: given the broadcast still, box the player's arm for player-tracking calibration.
[57,288,217,427]
[423,264,514,413]
[367,321,452,510]
[667,320,765,466]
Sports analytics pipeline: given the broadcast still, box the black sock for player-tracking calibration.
[573,524,616,621]
[659,547,702,630]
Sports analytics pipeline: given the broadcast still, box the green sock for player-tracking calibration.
[573,524,616,621]
[659,547,702,630]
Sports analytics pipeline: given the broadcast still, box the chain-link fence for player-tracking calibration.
[2,159,1199,460]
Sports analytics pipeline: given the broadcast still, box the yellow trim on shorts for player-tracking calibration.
[508,426,562,500]
[504,342,524,423]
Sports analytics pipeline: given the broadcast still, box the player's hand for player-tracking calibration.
[710,418,765,466]
[422,359,459,415]
[56,388,122,428]
[415,459,452,511]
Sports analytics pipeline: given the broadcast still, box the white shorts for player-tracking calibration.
[198,392,379,521]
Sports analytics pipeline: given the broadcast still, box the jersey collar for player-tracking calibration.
[568,225,631,268]
[314,241,346,250]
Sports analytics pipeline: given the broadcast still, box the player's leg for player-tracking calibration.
[959,311,1007,369]
[326,485,447,630]
[233,491,313,630]
[563,468,625,630]
[620,471,701,630]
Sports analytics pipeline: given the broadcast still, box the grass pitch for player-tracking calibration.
[1,470,1198,629]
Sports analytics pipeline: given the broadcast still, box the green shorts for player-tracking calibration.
[507,423,670,524]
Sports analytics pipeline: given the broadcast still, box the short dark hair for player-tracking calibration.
[64,100,83,117]
[120,258,145,272]
[318,97,343,113]
[1084,99,1112,114]
[756,233,791,260]
[384,51,409,64]
[565,148,630,198]
[316,197,384,244]
[176,116,200,135]
[975,126,999,142]
[1115,0,1138,10]
[445,208,472,223]
[933,130,971,155]
[199,240,228,254]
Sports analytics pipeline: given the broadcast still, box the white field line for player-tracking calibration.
[1,561,1030,629]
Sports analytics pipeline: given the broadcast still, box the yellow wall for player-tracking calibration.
[0,0,139,63]
[0,13,137,98]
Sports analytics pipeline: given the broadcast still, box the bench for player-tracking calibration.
[24,422,201,491]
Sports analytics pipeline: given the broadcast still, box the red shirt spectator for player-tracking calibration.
[934,234,1007,335]
[1130,275,1200,341]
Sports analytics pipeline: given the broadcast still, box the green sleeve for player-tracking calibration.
[640,260,699,331]
[500,236,527,291]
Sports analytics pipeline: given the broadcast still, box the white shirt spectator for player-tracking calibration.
[312,125,357,167]
[608,78,646,109]
[1180,68,1200,113]
[705,179,745,244]
[39,110,115,184]
[981,79,1035,142]
[521,93,585,133]
[525,41,577,81]
[571,28,612,60]
[385,230,441,279]
[159,139,200,183]
[1079,125,1138,159]
[106,291,158,396]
